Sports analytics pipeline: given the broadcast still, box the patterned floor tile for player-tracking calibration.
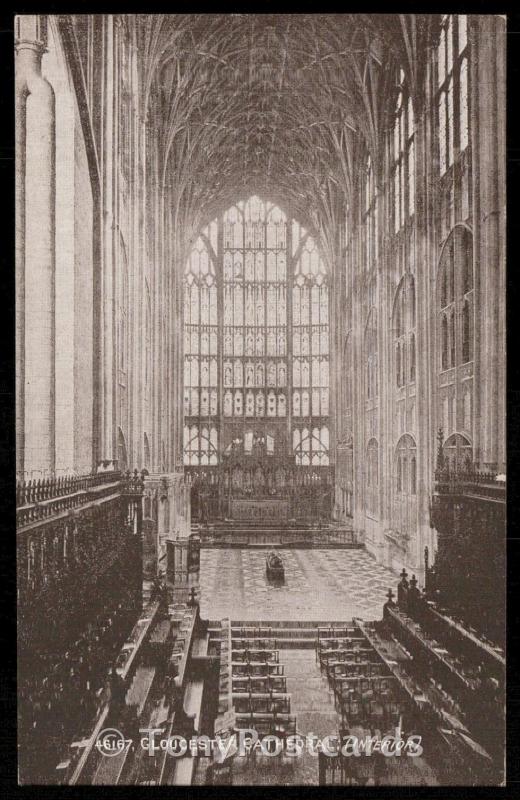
[199,548,397,621]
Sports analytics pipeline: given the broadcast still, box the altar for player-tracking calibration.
[229,497,290,521]
[186,434,333,523]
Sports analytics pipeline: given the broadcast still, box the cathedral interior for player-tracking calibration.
[16,13,506,786]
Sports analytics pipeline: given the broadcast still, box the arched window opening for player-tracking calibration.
[183,425,219,466]
[184,224,218,465]
[395,434,417,495]
[184,198,330,470]
[393,69,415,233]
[393,275,416,388]
[437,15,470,176]
[442,433,472,472]
[438,227,474,372]
[293,224,329,439]
[294,426,329,466]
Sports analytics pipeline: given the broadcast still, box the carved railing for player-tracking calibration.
[122,469,146,496]
[17,469,146,609]
[17,469,146,785]
[429,460,506,647]
[17,469,146,529]
[433,467,505,502]
[17,471,121,507]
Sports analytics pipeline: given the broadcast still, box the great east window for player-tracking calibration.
[183,196,330,468]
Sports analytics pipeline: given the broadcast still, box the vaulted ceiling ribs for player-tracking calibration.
[134,13,439,263]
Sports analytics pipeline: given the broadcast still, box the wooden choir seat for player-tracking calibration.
[231,648,279,663]
[235,712,296,738]
[232,662,284,677]
[126,666,156,717]
[232,675,287,693]
[232,638,278,650]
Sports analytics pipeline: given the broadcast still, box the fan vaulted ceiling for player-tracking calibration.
[135,13,435,261]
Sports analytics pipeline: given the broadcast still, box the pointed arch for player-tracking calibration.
[184,195,330,471]
[392,273,416,388]
[395,434,417,495]
[438,224,474,372]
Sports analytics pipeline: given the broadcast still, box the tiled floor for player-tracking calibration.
[199,548,397,621]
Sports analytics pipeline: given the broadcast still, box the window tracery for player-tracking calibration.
[183,198,329,466]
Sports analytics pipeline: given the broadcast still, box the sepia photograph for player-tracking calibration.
[15,12,506,786]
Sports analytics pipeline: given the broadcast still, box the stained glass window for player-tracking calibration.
[222,197,288,425]
[292,224,329,465]
[183,198,329,467]
[395,434,417,495]
[184,223,219,464]
[393,70,415,233]
[439,226,473,372]
[436,15,470,176]
[394,276,416,387]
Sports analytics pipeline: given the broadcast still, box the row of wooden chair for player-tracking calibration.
[232,661,285,677]
[332,675,397,694]
[321,658,385,681]
[317,636,367,651]
[326,661,389,683]
[338,700,402,728]
[319,647,377,663]
[235,712,297,737]
[232,627,284,639]
[317,627,361,642]
[229,637,295,741]
[232,675,287,693]
[232,648,279,664]
[232,638,278,650]
[233,694,291,715]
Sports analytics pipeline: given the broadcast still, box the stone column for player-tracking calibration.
[15,19,30,478]
[412,80,434,582]
[173,227,185,470]
[378,171,391,568]
[144,471,194,602]
[150,136,161,469]
[16,16,56,477]
[101,15,116,463]
[351,202,366,545]
[472,16,506,471]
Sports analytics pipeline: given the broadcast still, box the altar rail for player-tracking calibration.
[195,525,362,548]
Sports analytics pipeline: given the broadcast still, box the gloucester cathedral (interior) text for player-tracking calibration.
[16,14,505,786]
